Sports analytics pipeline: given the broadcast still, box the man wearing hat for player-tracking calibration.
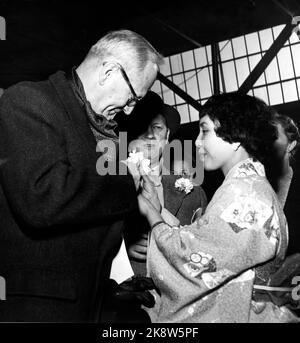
[123,91,207,276]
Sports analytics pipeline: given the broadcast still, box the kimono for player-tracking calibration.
[146,158,299,323]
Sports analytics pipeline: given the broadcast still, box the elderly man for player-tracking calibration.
[0,30,162,322]
[123,91,207,277]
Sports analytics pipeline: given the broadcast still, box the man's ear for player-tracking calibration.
[98,62,118,85]
[287,140,297,154]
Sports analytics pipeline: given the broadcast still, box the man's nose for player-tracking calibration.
[123,105,135,115]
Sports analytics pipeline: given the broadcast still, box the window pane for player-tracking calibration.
[277,47,295,80]
[282,80,298,103]
[151,80,162,94]
[194,47,208,68]
[170,54,183,74]
[218,72,225,93]
[290,30,300,44]
[177,104,190,124]
[268,83,283,105]
[206,46,212,64]
[245,32,261,54]
[162,81,175,105]
[189,105,199,122]
[182,50,195,71]
[160,57,171,76]
[259,28,273,51]
[197,67,212,99]
[235,57,250,86]
[253,87,269,104]
[265,57,280,83]
[272,25,284,40]
[185,71,200,100]
[172,74,186,104]
[222,61,238,91]
[291,44,300,77]
[219,40,233,61]
[249,54,265,86]
[297,79,300,98]
[232,36,247,58]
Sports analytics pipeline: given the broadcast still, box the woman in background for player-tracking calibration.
[267,113,300,208]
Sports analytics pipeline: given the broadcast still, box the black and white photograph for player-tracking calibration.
[0,0,300,338]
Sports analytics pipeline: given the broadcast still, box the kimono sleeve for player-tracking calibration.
[151,178,279,291]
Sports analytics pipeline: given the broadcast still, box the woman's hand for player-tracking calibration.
[138,194,163,227]
[140,174,161,212]
[137,194,152,217]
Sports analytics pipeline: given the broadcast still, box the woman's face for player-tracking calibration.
[195,115,236,174]
[273,123,289,160]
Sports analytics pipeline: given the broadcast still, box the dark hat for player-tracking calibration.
[133,91,181,137]
[160,103,181,137]
[118,91,181,141]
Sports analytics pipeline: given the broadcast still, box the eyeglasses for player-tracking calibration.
[115,62,143,107]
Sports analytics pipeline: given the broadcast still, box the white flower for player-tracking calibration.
[140,158,151,174]
[125,150,151,174]
[127,150,144,164]
[175,177,194,194]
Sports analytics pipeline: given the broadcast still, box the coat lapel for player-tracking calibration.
[162,174,187,217]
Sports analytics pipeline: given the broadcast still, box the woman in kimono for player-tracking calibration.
[137,92,299,323]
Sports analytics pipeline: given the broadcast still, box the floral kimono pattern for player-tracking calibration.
[146,158,298,323]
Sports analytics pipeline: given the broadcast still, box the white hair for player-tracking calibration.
[85,29,164,71]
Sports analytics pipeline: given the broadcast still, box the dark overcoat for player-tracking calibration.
[0,71,138,322]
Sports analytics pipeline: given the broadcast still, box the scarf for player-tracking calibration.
[67,67,119,144]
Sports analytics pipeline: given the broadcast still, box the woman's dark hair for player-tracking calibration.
[272,113,300,159]
[200,92,278,164]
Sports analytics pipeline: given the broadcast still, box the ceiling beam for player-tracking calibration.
[238,19,298,94]
[157,72,202,111]
[212,43,220,95]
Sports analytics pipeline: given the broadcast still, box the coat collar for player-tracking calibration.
[48,70,97,153]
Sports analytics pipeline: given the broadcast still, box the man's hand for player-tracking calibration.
[108,276,156,309]
[128,234,148,261]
